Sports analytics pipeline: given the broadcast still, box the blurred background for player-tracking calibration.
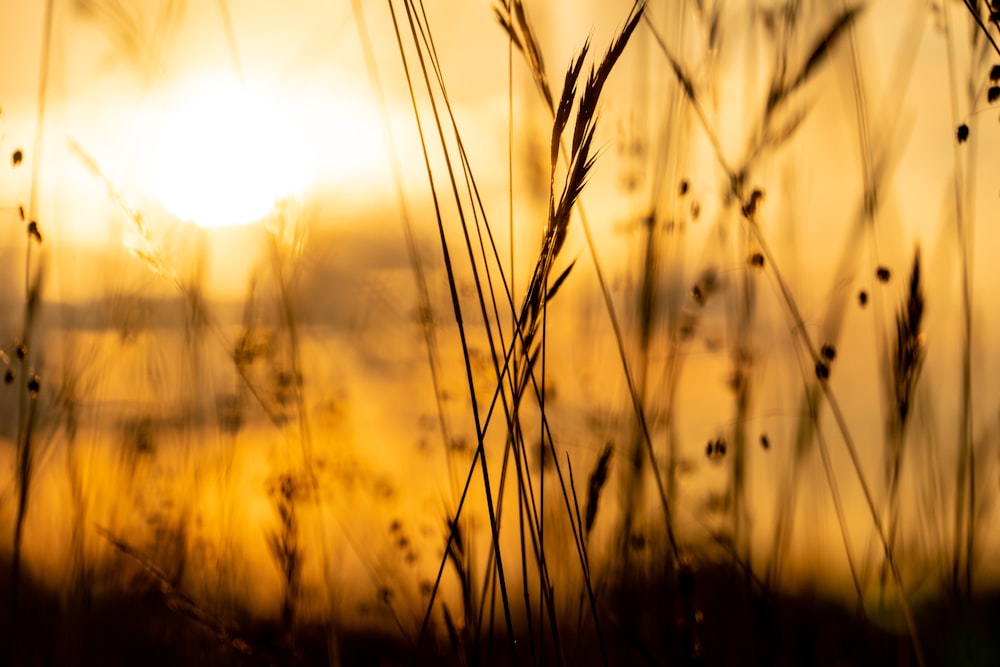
[2,1,1000,663]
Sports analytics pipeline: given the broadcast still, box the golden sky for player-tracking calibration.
[1,1,1000,308]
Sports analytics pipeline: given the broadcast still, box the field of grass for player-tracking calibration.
[4,0,1000,664]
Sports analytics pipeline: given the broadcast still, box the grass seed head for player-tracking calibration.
[692,269,718,306]
[893,248,925,425]
[584,443,613,536]
[693,285,704,305]
[706,437,727,460]
[743,188,765,219]
[27,220,42,243]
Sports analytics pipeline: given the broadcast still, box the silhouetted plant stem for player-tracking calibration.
[386,1,517,659]
[9,0,54,658]
[645,10,925,664]
[942,0,976,599]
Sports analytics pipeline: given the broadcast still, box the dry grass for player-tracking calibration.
[4,1,1000,665]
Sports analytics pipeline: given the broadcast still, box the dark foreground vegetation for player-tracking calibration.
[5,554,1000,666]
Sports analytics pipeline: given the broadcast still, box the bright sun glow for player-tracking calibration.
[151,80,311,228]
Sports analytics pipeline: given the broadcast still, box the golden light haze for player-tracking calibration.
[3,4,1000,664]
[3,0,999,295]
[147,76,312,227]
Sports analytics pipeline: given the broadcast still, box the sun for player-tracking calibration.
[150,79,311,228]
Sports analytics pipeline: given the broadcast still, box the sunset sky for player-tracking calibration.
[2,1,1000,305]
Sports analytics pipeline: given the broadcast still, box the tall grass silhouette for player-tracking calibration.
[2,0,1000,665]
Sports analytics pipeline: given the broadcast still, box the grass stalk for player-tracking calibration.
[501,0,680,564]
[402,3,649,661]
[884,249,925,582]
[9,0,54,646]
[10,261,43,663]
[943,0,976,598]
[644,8,925,663]
[386,0,517,657]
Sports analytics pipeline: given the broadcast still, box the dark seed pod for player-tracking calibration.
[743,189,764,218]
[4,369,14,385]
[748,252,765,268]
[815,360,830,380]
[858,290,868,306]
[27,375,40,397]
[679,179,689,196]
[760,434,770,450]
[706,438,727,457]
[989,86,1000,103]
[957,124,969,143]
[991,65,1000,82]
[820,343,836,361]
[15,344,26,360]
[11,149,23,166]
[27,221,42,243]
[692,285,705,306]
[876,266,891,282]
